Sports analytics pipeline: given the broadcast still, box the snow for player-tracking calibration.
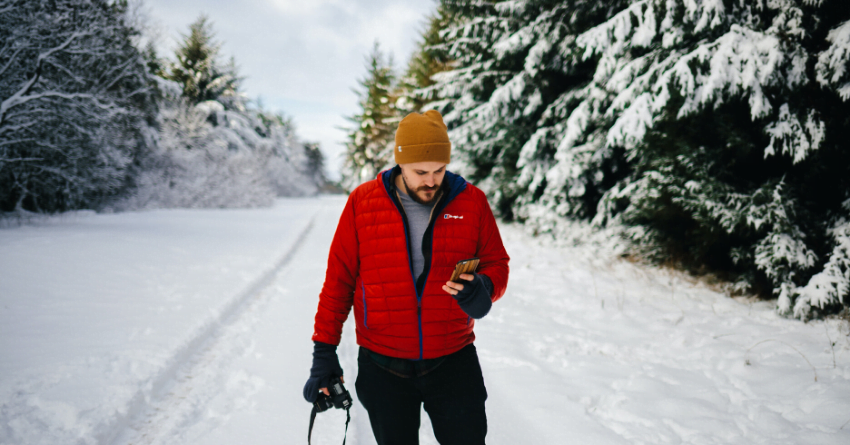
[0,199,323,444]
[685,0,726,33]
[493,25,535,59]
[816,19,850,100]
[603,23,793,150]
[754,231,818,279]
[577,1,653,61]
[764,104,826,164]
[607,92,655,150]
[2,197,849,444]
[797,221,850,318]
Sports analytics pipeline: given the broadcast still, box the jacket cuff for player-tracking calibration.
[313,341,338,353]
[455,274,493,319]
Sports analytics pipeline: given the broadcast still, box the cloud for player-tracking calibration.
[267,0,356,16]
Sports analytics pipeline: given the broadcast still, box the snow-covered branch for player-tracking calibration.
[427,0,850,319]
[0,46,25,78]
[0,156,42,162]
[0,0,157,212]
[816,19,850,100]
[0,30,92,125]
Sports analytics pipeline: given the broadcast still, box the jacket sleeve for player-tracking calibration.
[475,189,510,303]
[312,192,359,345]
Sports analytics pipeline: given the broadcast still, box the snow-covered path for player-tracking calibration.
[112,198,368,445]
[1,197,849,445]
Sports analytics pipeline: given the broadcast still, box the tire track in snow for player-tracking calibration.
[109,214,318,445]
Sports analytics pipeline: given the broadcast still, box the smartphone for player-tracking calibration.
[450,257,480,282]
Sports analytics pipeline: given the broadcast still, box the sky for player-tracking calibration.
[141,0,438,181]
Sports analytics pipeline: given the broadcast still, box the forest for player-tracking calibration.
[341,0,850,320]
[0,0,327,214]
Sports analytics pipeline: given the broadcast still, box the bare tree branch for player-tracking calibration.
[0,156,42,162]
[0,139,37,148]
[0,46,25,78]
[0,120,37,136]
[0,30,92,126]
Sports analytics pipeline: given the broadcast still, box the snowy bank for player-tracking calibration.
[473,224,850,444]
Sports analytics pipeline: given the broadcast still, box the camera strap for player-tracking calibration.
[308,405,350,445]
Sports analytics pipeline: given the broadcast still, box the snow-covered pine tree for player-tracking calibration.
[141,41,167,79]
[0,0,156,213]
[126,92,324,209]
[425,0,631,218]
[426,0,850,318]
[302,141,328,188]
[398,4,456,115]
[572,0,850,318]
[164,14,242,108]
[340,42,397,192]
[123,14,325,209]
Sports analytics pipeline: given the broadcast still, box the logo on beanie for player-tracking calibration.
[398,146,402,152]
[444,214,463,220]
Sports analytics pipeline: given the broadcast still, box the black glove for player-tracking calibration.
[303,341,343,403]
[451,273,494,319]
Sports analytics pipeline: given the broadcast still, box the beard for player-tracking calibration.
[402,173,441,205]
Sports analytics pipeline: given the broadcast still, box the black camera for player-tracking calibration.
[314,376,352,413]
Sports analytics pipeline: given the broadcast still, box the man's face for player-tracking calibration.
[400,161,447,205]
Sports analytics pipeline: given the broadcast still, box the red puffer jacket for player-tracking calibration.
[312,166,510,359]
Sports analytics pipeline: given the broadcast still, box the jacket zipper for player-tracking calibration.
[409,187,450,360]
[361,282,368,329]
[417,208,441,359]
[382,168,457,360]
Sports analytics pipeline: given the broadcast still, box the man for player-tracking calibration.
[304,110,510,444]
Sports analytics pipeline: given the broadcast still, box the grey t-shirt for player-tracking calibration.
[397,188,438,281]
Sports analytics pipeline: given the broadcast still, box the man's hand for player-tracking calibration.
[442,273,494,319]
[303,341,344,403]
[320,376,344,396]
[442,273,476,295]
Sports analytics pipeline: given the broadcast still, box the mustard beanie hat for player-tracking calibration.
[394,110,451,164]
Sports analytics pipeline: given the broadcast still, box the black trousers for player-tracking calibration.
[354,344,488,445]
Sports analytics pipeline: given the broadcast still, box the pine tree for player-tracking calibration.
[303,142,327,186]
[340,42,397,192]
[165,15,241,107]
[426,0,631,218]
[141,41,166,78]
[398,4,456,114]
[125,14,327,209]
[426,0,850,318]
[574,0,850,318]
